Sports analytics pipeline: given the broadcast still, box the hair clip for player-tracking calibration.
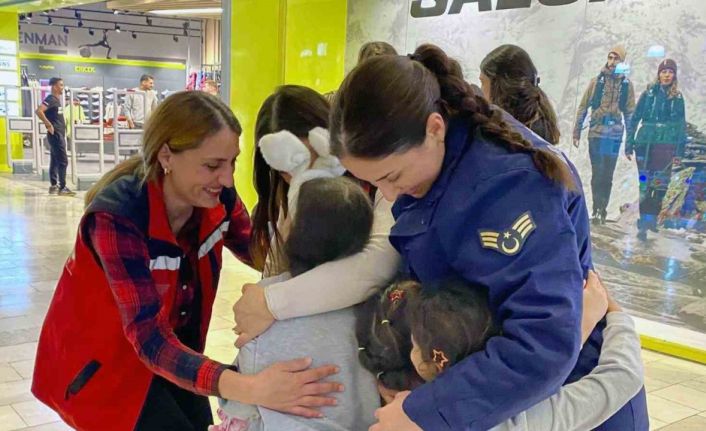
[381,319,390,325]
[388,289,405,304]
[407,53,420,62]
[358,346,366,351]
[432,349,449,371]
[534,75,541,87]
[376,371,385,379]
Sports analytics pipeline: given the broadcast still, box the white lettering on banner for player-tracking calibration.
[198,221,230,259]
[149,256,181,271]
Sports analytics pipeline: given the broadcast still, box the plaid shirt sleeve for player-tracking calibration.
[86,212,228,396]
[223,195,253,267]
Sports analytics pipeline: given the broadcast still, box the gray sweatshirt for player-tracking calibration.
[220,274,380,431]
[490,312,644,431]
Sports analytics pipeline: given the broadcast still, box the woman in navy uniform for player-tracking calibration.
[331,45,648,431]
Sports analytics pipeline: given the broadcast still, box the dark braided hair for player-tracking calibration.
[331,44,574,189]
[355,281,425,392]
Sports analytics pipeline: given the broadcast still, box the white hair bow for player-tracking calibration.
[258,127,346,218]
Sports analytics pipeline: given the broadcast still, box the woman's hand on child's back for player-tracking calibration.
[581,270,609,344]
[233,283,275,348]
[220,358,343,418]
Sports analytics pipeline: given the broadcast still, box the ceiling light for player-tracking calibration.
[63,26,69,34]
[150,8,222,15]
[47,17,53,25]
[78,20,84,27]
[146,17,153,25]
[115,24,121,33]
[113,10,119,15]
[132,32,137,39]
[88,28,95,36]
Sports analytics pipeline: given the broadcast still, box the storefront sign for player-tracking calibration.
[20,32,68,48]
[411,0,605,17]
[75,66,96,73]
[0,55,17,71]
[0,40,17,55]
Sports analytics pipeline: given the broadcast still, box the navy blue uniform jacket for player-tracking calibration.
[393,116,648,430]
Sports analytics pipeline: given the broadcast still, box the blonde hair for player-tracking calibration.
[85,91,241,207]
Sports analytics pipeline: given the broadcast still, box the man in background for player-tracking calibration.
[124,74,158,129]
[35,77,75,196]
[573,45,636,225]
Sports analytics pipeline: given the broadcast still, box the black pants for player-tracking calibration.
[134,375,213,431]
[635,143,678,231]
[588,137,621,214]
[47,132,68,188]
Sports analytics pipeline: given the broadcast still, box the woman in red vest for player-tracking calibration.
[32,91,342,431]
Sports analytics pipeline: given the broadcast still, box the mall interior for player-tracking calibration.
[1,0,706,430]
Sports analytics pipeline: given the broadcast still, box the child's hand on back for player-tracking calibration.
[606,290,623,314]
[377,382,399,405]
[581,270,608,344]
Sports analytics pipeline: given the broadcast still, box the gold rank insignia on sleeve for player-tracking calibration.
[478,212,536,256]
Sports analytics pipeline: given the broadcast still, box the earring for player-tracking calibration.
[163,167,171,175]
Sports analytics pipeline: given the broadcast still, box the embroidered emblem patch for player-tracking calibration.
[479,212,536,256]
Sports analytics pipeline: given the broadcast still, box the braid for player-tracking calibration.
[414,44,574,189]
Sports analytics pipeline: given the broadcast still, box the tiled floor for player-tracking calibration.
[1,174,706,430]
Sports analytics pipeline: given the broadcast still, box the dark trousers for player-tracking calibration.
[134,375,213,431]
[635,143,678,230]
[47,132,68,188]
[588,137,621,214]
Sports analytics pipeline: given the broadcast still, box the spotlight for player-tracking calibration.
[173,35,179,42]
[88,28,95,36]
[113,10,119,15]
[47,17,53,25]
[41,10,48,15]
[63,26,69,34]
[131,32,137,39]
[19,13,26,21]
[78,20,84,27]
[115,24,121,33]
[74,10,81,19]
[26,13,32,21]
[146,17,152,25]
[183,22,190,30]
